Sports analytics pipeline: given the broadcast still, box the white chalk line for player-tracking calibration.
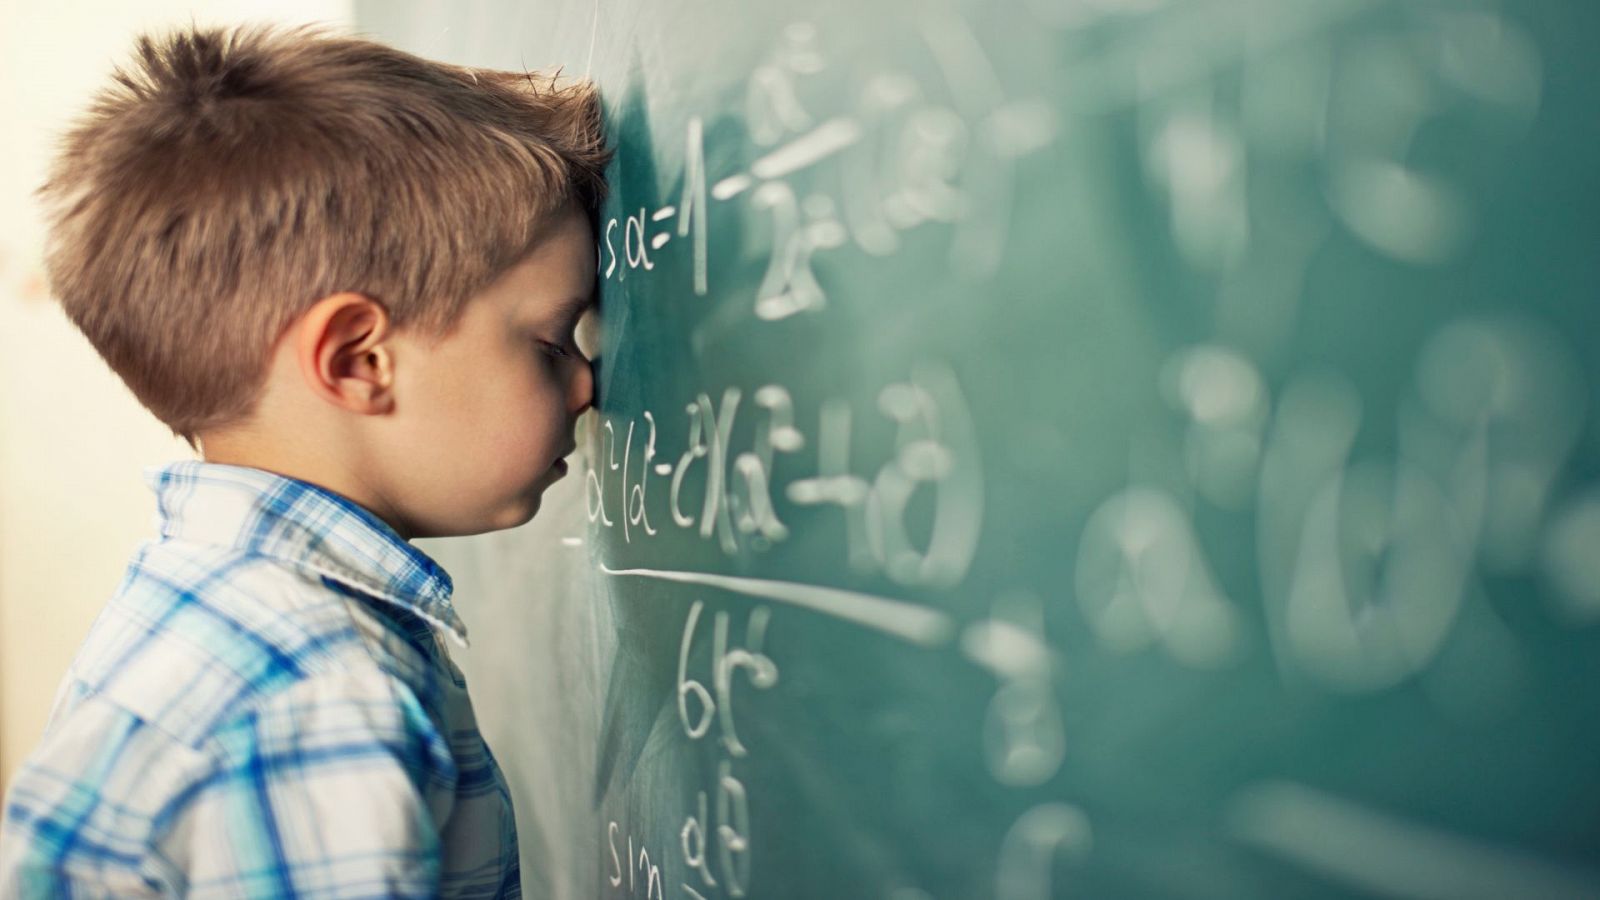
[600,564,954,647]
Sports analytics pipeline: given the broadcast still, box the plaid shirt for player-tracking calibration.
[0,461,520,898]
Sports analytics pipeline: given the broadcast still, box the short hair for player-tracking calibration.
[37,22,611,450]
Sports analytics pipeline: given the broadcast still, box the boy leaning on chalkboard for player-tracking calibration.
[0,22,609,898]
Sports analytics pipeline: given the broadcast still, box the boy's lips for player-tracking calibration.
[549,442,577,476]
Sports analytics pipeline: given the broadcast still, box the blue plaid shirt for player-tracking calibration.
[0,461,520,898]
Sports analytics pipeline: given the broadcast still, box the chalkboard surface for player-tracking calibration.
[360,1,1600,897]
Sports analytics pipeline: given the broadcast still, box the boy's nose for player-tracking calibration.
[570,354,596,415]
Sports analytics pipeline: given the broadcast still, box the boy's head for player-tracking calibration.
[38,23,612,540]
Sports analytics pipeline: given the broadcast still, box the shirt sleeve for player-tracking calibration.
[0,687,203,898]
[157,669,460,899]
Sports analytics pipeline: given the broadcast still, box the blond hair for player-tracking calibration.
[36,22,611,450]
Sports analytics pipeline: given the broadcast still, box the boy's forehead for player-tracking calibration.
[519,287,594,321]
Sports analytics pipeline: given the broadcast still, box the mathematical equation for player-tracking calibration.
[597,16,1055,321]
[584,361,982,591]
[608,600,776,900]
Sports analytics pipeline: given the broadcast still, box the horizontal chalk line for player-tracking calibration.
[599,564,953,647]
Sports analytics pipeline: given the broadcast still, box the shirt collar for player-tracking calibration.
[142,460,468,648]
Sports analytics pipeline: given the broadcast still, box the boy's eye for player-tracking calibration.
[537,339,571,359]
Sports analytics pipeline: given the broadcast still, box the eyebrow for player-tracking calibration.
[540,291,595,324]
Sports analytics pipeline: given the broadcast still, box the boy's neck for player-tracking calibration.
[199,430,414,541]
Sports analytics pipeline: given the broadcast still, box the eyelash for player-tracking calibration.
[537,340,571,359]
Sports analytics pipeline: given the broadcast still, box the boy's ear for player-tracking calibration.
[294,292,396,415]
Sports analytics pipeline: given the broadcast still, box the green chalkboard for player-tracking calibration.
[360,0,1600,897]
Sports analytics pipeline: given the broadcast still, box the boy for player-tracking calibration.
[0,21,609,898]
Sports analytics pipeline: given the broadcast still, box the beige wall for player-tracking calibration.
[0,0,354,792]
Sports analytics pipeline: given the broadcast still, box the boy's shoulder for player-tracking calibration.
[1,537,473,897]
[66,540,413,748]
[62,460,467,750]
